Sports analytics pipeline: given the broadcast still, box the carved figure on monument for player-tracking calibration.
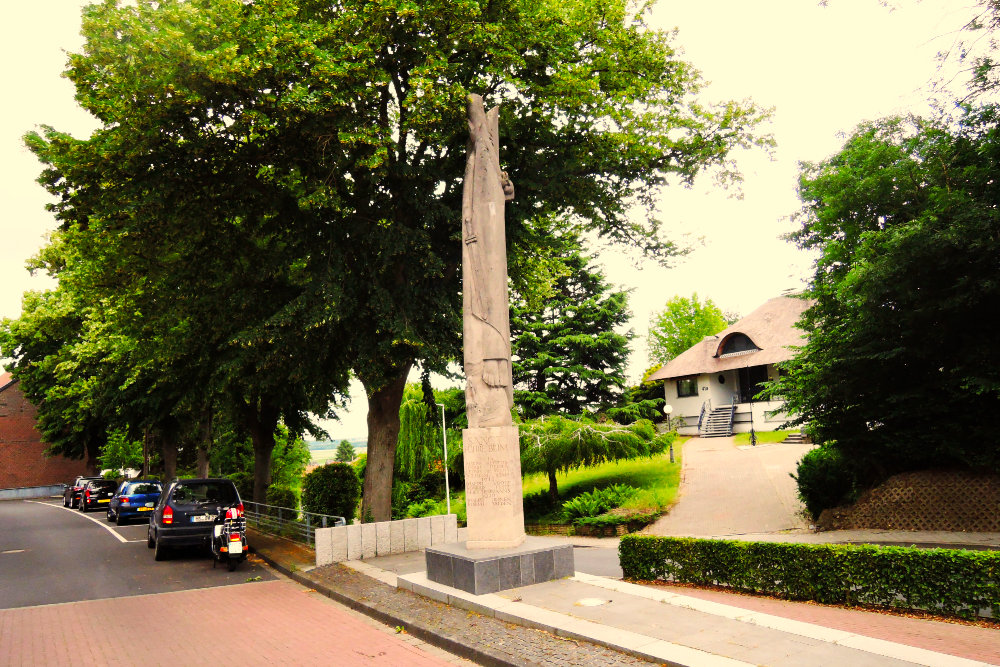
[462,94,515,429]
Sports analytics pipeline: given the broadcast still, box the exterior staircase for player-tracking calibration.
[701,404,736,438]
[782,430,809,444]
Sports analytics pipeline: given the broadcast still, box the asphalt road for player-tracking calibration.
[0,497,276,609]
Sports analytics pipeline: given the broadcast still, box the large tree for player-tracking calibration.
[647,293,735,366]
[772,106,1000,487]
[20,0,769,520]
[510,240,632,418]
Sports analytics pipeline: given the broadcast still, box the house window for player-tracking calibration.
[720,333,760,356]
[676,377,698,398]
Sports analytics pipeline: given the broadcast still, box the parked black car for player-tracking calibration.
[107,480,162,525]
[147,478,243,561]
[63,475,101,508]
[79,478,118,512]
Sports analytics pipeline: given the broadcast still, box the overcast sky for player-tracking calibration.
[0,0,973,439]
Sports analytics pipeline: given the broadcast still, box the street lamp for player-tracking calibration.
[663,404,674,463]
[435,403,451,515]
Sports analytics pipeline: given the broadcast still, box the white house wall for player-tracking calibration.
[664,364,790,436]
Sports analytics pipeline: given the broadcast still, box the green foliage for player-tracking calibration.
[301,463,361,524]
[511,239,633,418]
[353,452,367,482]
[520,416,672,499]
[335,440,356,464]
[265,484,299,514]
[647,293,736,366]
[732,430,795,446]
[560,484,639,521]
[228,472,254,501]
[773,107,1000,490]
[619,536,1000,621]
[793,446,858,520]
[98,428,143,474]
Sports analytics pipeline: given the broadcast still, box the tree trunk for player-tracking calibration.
[161,435,178,482]
[195,411,212,478]
[547,468,559,504]
[245,400,280,504]
[359,363,412,522]
[85,440,100,475]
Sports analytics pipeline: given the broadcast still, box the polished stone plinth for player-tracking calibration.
[425,537,574,595]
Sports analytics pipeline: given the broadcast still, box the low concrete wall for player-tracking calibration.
[315,514,459,567]
[0,484,64,501]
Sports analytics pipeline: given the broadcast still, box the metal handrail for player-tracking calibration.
[243,501,346,546]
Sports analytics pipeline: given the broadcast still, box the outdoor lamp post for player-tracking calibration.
[663,404,674,463]
[435,403,451,515]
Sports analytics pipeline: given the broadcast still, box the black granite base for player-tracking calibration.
[424,537,575,595]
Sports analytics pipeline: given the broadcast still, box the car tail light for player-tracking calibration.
[120,497,130,505]
[229,533,241,541]
[163,506,173,524]
[85,490,91,499]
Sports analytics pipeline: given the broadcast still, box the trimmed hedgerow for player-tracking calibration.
[619,535,1000,620]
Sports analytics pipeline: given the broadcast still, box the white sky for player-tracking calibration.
[0,0,973,439]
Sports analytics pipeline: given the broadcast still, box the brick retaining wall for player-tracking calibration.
[0,380,83,488]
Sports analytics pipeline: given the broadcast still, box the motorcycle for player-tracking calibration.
[210,505,247,571]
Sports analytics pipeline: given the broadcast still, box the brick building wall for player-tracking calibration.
[0,376,85,488]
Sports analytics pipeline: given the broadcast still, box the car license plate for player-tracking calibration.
[144,502,154,507]
[137,507,152,511]
[192,515,214,523]
[98,499,110,503]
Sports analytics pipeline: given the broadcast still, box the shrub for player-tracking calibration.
[266,484,299,517]
[560,484,639,522]
[228,471,254,501]
[301,463,361,523]
[353,452,367,481]
[619,535,1000,621]
[522,490,558,520]
[793,445,857,519]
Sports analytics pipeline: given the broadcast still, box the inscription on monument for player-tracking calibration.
[465,436,516,508]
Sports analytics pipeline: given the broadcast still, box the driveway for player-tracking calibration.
[644,436,813,537]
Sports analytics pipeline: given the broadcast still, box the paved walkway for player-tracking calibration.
[644,436,813,537]
[250,531,1000,667]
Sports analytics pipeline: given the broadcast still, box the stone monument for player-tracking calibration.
[423,94,573,595]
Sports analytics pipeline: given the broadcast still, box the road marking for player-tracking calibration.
[2,549,26,554]
[25,500,130,544]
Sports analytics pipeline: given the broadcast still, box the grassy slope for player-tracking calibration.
[733,429,794,446]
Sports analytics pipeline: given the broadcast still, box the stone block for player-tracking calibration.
[425,549,453,588]
[462,426,525,549]
[389,520,405,554]
[430,515,445,545]
[330,525,348,563]
[346,524,362,561]
[403,518,419,552]
[361,522,377,559]
[533,548,554,583]
[417,517,432,549]
[314,527,333,567]
[425,537,574,595]
[376,521,391,556]
[444,514,458,543]
[553,544,574,578]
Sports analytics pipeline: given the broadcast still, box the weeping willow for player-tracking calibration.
[395,384,441,482]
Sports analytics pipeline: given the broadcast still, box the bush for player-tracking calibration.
[522,490,558,520]
[353,452,367,481]
[619,535,1000,621]
[793,445,857,519]
[301,463,361,523]
[228,471,254,501]
[266,484,299,517]
[560,484,639,522]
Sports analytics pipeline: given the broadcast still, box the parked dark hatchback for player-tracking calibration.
[147,478,242,561]
[79,479,118,512]
[63,475,101,508]
[107,480,162,525]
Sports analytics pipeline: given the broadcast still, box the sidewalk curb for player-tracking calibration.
[249,546,523,667]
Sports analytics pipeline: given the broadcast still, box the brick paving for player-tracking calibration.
[0,580,456,666]
[646,582,1000,665]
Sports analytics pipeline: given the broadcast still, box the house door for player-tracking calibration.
[737,366,769,404]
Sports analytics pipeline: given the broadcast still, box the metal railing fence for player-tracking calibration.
[243,501,346,546]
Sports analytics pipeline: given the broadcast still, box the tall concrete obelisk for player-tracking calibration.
[460,94,525,550]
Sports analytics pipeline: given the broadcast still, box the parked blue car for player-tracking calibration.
[107,480,162,526]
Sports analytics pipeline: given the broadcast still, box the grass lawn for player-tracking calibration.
[733,429,795,446]
[521,439,686,523]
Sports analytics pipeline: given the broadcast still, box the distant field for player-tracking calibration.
[309,446,365,467]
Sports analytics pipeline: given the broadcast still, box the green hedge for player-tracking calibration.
[619,535,1000,620]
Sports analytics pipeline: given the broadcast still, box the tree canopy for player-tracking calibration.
[8,0,769,519]
[510,239,632,419]
[647,293,735,366]
[772,106,1000,488]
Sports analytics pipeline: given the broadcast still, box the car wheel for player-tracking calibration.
[153,536,169,561]
[147,528,155,549]
[116,513,125,526]
[63,496,69,508]
[107,510,115,522]
[80,502,87,513]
